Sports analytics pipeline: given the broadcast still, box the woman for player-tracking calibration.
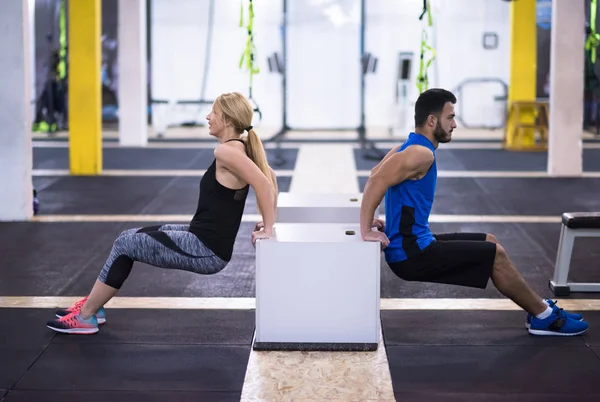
[47,92,278,334]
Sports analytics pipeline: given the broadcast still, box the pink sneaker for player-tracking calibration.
[55,297,106,324]
[47,311,99,334]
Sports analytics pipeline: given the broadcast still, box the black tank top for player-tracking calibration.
[188,139,249,261]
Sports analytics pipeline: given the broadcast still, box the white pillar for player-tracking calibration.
[118,0,148,146]
[0,0,33,221]
[547,0,585,176]
[28,0,36,113]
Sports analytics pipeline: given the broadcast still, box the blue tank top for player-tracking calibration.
[384,133,437,263]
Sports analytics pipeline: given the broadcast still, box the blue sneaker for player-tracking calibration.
[526,299,582,329]
[55,297,106,324]
[528,305,588,336]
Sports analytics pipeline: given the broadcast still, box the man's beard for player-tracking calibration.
[433,121,452,143]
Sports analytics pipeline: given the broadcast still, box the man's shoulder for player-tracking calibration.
[402,144,434,157]
[399,145,435,173]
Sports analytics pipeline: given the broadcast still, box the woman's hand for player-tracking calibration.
[252,227,271,247]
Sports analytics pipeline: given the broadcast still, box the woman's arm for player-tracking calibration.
[253,166,279,232]
[269,166,278,219]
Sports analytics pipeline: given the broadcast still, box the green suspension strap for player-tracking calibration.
[239,0,262,120]
[585,0,600,95]
[416,0,435,94]
[586,0,600,64]
[59,0,66,80]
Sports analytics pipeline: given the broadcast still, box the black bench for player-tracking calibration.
[549,212,600,296]
[562,212,600,229]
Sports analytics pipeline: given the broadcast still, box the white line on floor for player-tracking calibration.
[289,144,359,193]
[31,140,600,150]
[32,169,295,177]
[1,296,599,310]
[33,169,600,179]
[32,141,301,149]
[30,214,262,223]
[357,170,600,178]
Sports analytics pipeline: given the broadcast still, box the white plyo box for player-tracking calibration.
[276,193,364,223]
[254,223,381,351]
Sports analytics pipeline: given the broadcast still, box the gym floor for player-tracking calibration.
[2,129,600,401]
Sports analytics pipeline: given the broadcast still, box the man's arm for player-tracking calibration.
[370,145,401,176]
[360,145,434,237]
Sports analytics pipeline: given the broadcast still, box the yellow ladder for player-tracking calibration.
[503,101,549,151]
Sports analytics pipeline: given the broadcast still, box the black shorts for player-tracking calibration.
[387,232,497,289]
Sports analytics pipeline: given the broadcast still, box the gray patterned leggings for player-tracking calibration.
[97,224,228,289]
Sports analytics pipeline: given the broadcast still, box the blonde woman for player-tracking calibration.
[47,92,278,334]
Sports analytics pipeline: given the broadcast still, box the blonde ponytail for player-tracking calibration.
[245,128,275,188]
[214,92,275,189]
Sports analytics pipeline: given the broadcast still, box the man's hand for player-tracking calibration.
[362,229,390,249]
[360,145,433,248]
[372,218,385,232]
[254,221,264,232]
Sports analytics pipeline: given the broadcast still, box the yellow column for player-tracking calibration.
[68,0,102,174]
[505,0,538,149]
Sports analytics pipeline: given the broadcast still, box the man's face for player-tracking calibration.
[433,102,457,143]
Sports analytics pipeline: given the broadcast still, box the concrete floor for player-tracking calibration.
[1,130,600,401]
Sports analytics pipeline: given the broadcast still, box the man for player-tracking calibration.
[360,88,588,336]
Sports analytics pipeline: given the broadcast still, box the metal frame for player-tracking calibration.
[549,225,600,296]
[266,0,384,166]
[450,77,508,130]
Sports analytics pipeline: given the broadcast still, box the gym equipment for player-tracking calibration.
[239,0,262,122]
[33,188,39,216]
[549,212,600,296]
[361,52,378,75]
[416,0,435,94]
[33,0,68,134]
[276,193,369,224]
[502,100,549,150]
[254,223,380,351]
[266,0,384,166]
[451,78,509,130]
[584,0,600,134]
[389,52,414,135]
[267,52,283,74]
[586,0,600,64]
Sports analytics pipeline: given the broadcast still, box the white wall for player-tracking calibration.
[365,0,511,130]
[151,0,283,129]
[151,0,511,132]
[287,0,361,129]
[435,0,510,129]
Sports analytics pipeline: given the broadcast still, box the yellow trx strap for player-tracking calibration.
[59,0,66,80]
[416,0,435,94]
[586,0,600,63]
[239,0,261,119]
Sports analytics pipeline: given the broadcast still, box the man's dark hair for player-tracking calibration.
[414,88,457,127]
